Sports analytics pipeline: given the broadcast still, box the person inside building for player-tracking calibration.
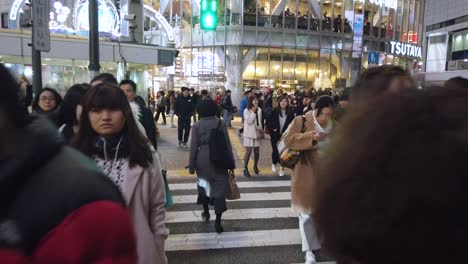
[72,83,168,264]
[174,87,195,147]
[266,95,295,176]
[58,83,90,143]
[282,95,335,264]
[0,64,137,263]
[32,87,63,126]
[243,95,263,177]
[90,72,118,86]
[220,90,234,127]
[155,91,167,125]
[314,86,468,264]
[189,99,235,234]
[119,79,158,149]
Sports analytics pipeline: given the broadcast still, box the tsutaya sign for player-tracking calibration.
[356,0,397,9]
[390,41,422,58]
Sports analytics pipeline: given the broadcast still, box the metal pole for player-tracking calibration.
[89,0,100,79]
[31,2,42,95]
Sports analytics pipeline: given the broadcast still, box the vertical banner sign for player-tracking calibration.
[33,0,51,51]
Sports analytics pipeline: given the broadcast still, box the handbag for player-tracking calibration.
[226,170,241,200]
[161,170,174,208]
[277,116,306,169]
[256,129,265,139]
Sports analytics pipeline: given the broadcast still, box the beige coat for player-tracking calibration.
[243,108,263,139]
[121,152,169,264]
[282,111,320,215]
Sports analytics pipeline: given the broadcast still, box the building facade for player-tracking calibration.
[0,0,425,100]
[420,0,468,85]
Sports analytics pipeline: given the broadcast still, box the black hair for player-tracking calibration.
[247,94,259,109]
[276,95,292,117]
[201,90,208,96]
[72,83,152,168]
[0,64,28,127]
[119,79,137,92]
[197,99,219,118]
[181,87,189,92]
[189,88,195,92]
[32,87,63,112]
[90,73,118,86]
[158,91,165,97]
[244,90,252,96]
[58,83,89,126]
[314,95,335,117]
[445,77,468,89]
[226,90,232,94]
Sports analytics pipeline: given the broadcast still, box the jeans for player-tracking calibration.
[155,106,166,123]
[298,213,321,252]
[177,115,191,143]
[222,109,232,127]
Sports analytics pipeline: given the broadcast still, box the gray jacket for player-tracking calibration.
[189,116,235,198]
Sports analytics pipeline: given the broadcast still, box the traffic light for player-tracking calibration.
[200,0,218,30]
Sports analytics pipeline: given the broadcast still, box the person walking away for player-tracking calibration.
[220,90,234,127]
[58,83,90,143]
[282,95,335,264]
[266,96,294,176]
[165,92,171,115]
[189,100,235,234]
[119,79,158,149]
[32,87,63,127]
[174,87,194,147]
[243,96,263,177]
[239,90,251,134]
[200,89,211,100]
[0,64,137,263]
[155,91,167,125]
[190,88,200,123]
[72,83,169,264]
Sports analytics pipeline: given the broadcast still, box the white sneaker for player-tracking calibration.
[305,251,316,264]
[271,164,277,172]
[279,168,285,177]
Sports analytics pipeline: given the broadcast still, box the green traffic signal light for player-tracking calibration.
[200,0,218,30]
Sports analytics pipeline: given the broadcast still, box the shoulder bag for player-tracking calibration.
[277,116,306,169]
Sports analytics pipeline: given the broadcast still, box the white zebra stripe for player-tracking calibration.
[169,180,291,190]
[166,207,296,223]
[172,192,291,204]
[165,229,301,251]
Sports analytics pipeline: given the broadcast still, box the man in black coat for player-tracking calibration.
[175,87,195,147]
[119,79,158,149]
[189,88,200,123]
[0,64,137,262]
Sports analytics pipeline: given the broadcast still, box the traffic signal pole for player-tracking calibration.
[88,0,100,79]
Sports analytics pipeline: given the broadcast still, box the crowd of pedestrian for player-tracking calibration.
[2,62,468,264]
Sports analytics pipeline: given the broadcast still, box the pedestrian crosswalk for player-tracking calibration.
[165,175,336,264]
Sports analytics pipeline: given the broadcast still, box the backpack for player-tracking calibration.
[209,120,235,170]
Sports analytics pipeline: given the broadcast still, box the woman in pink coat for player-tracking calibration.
[73,83,169,264]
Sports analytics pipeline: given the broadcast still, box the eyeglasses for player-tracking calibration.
[39,97,56,102]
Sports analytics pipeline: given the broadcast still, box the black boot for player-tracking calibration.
[243,168,251,178]
[215,213,224,234]
[202,203,210,222]
[254,164,259,174]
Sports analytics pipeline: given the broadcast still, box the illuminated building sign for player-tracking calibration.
[390,41,422,58]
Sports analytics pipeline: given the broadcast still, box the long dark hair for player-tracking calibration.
[247,95,259,110]
[72,83,152,168]
[59,83,89,126]
[276,95,292,117]
[32,87,63,112]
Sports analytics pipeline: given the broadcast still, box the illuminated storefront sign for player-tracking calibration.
[390,41,422,58]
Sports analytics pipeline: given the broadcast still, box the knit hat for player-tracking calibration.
[314,95,336,110]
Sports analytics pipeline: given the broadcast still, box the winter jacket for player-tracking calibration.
[243,108,263,139]
[131,100,158,150]
[189,117,235,199]
[282,111,334,214]
[266,108,295,141]
[174,95,195,117]
[0,116,137,264]
[92,137,169,264]
[220,95,233,112]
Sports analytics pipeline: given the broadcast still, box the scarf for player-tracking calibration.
[91,135,129,161]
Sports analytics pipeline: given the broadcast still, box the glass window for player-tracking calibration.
[269,48,282,80]
[307,50,320,89]
[396,0,404,41]
[343,0,354,34]
[282,48,296,79]
[319,49,332,89]
[402,0,409,42]
[333,0,344,33]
